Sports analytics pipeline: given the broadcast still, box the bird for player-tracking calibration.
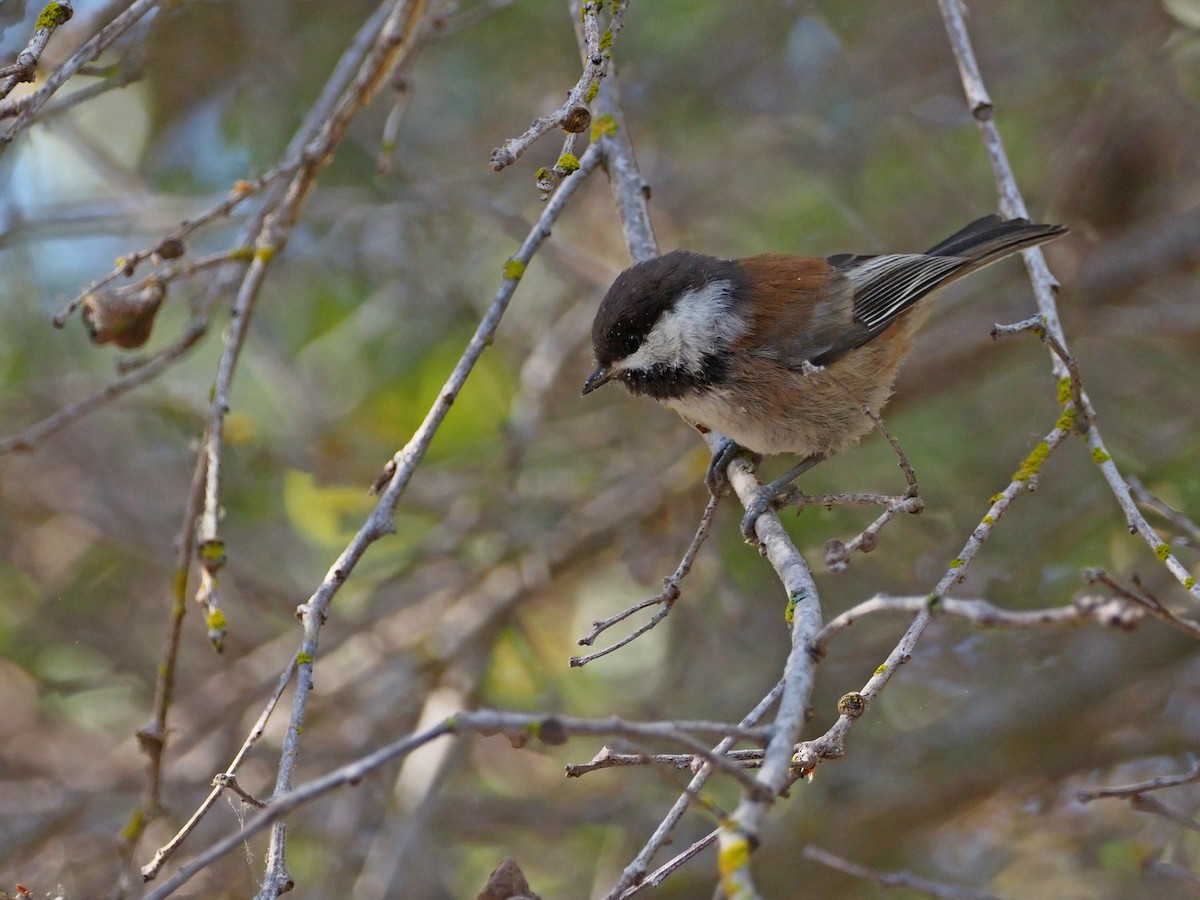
[581,214,1068,541]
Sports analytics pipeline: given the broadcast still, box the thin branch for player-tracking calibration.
[1082,568,1200,641]
[0,1,74,101]
[0,317,210,455]
[800,404,1079,776]
[139,655,298,881]
[803,846,1003,900]
[132,0,448,884]
[1076,760,1200,840]
[248,139,602,897]
[143,708,773,899]
[488,1,630,174]
[565,746,763,777]
[1127,475,1200,549]
[25,52,144,125]
[0,0,162,144]
[143,721,454,900]
[938,0,1200,603]
[117,449,208,868]
[813,591,1142,658]
[609,680,786,899]
[1076,761,1200,803]
[571,493,719,665]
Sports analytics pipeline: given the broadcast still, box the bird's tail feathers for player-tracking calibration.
[925,214,1067,266]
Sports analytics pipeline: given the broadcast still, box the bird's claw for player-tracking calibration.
[705,438,758,497]
[740,492,774,544]
[738,454,825,545]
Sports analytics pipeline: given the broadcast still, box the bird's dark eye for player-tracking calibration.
[621,334,642,355]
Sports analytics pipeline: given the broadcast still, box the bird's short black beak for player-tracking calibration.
[581,365,616,396]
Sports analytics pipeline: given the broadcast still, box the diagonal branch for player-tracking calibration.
[251,139,604,897]
[937,0,1200,604]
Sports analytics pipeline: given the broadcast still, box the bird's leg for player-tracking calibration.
[741,454,825,543]
[704,437,760,497]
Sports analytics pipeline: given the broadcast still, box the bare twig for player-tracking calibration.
[1128,475,1200,549]
[117,450,208,869]
[1082,568,1200,641]
[813,592,1141,659]
[1076,760,1200,803]
[489,1,630,175]
[139,656,298,881]
[822,496,925,571]
[143,708,774,899]
[609,680,786,899]
[572,493,719,665]
[26,52,144,125]
[197,0,438,658]
[1076,760,1200,844]
[116,0,459,888]
[990,314,1087,428]
[0,317,210,455]
[565,746,763,777]
[211,774,268,809]
[803,846,1003,900]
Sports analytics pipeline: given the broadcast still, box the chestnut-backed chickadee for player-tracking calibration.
[582,214,1067,541]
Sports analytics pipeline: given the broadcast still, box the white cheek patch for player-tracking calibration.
[618,280,745,374]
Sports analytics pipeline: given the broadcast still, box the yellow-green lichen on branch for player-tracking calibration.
[119,806,146,844]
[949,557,965,569]
[297,651,313,665]
[874,663,888,677]
[1091,447,1111,464]
[555,152,580,173]
[37,2,73,29]
[172,567,189,602]
[199,538,226,570]
[502,258,526,280]
[585,79,600,102]
[1155,543,1171,562]
[1013,441,1051,482]
[1057,376,1073,406]
[1055,406,1076,432]
[1186,577,1196,590]
[717,831,751,884]
[205,608,227,632]
[590,113,618,141]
